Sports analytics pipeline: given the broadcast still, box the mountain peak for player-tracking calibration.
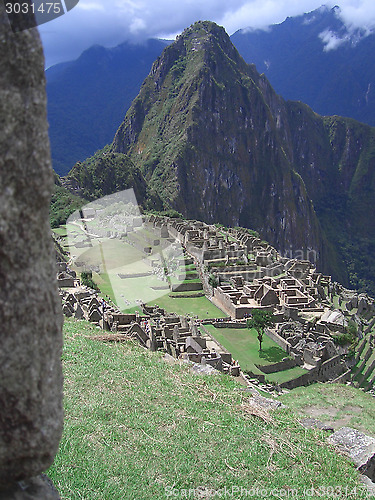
[144,19,248,98]
[111,21,327,270]
[178,20,227,41]
[178,20,238,57]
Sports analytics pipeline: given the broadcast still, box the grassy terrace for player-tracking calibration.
[352,336,375,388]
[170,277,202,284]
[147,294,227,319]
[47,318,368,499]
[181,264,196,271]
[203,325,307,383]
[279,383,375,438]
[53,226,68,237]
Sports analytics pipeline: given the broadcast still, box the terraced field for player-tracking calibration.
[352,332,375,389]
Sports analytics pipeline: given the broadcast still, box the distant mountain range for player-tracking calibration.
[47,6,375,176]
[46,39,168,176]
[65,20,375,295]
[232,5,375,125]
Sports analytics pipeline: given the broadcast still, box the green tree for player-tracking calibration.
[247,309,274,350]
[208,274,219,288]
[81,271,99,291]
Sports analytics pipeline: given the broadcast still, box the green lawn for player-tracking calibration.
[52,226,68,237]
[204,325,307,383]
[47,318,369,500]
[93,269,171,312]
[265,366,308,384]
[147,294,227,319]
[93,264,226,318]
[93,271,116,300]
[66,237,176,310]
[76,238,145,270]
[331,293,350,312]
[180,264,196,271]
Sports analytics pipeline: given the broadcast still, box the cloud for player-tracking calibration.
[130,18,147,34]
[319,29,348,51]
[220,0,324,33]
[40,0,247,66]
[334,0,375,33]
[39,0,375,67]
[317,1,375,51]
[77,2,105,10]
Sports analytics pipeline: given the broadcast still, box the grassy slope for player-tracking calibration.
[50,185,85,229]
[279,383,375,438]
[48,318,369,499]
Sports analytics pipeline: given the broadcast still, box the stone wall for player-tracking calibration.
[256,358,297,374]
[280,369,318,389]
[171,281,203,292]
[318,355,343,381]
[213,321,247,329]
[264,327,292,353]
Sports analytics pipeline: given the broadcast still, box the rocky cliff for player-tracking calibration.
[112,22,329,270]
[76,20,374,291]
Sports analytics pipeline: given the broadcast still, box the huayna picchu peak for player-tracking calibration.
[68,20,375,295]
[111,21,325,269]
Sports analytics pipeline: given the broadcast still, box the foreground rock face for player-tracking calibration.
[0,475,61,500]
[0,9,63,490]
[328,427,375,483]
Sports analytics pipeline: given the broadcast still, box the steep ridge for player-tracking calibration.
[287,103,375,289]
[109,21,375,288]
[112,21,328,274]
[65,148,163,212]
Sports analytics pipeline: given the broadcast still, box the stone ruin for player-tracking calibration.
[0,13,63,499]
[212,268,320,319]
[145,216,375,389]
[57,213,375,390]
[107,311,240,376]
[58,271,240,377]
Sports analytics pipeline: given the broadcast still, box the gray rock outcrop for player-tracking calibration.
[328,427,375,483]
[0,475,61,500]
[0,7,63,493]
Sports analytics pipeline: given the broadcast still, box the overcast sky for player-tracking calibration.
[39,0,375,68]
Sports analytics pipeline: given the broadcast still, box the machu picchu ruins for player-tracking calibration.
[54,209,375,395]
